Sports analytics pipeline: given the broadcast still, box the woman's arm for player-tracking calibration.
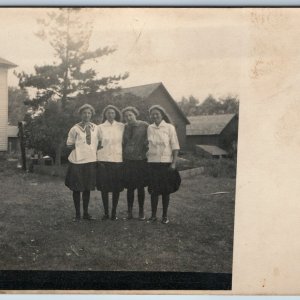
[170,150,178,169]
[169,125,180,169]
[66,127,76,150]
[97,126,103,150]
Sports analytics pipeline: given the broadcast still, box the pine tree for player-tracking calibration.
[16,8,128,165]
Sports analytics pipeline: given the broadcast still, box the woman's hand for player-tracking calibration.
[97,141,103,150]
[170,162,176,170]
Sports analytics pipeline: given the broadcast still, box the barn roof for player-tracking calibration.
[118,82,189,124]
[118,82,162,99]
[187,114,236,136]
[0,57,17,69]
[196,144,228,156]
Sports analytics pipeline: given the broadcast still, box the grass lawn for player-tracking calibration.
[0,160,235,272]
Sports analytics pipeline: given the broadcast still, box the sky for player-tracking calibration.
[0,8,248,102]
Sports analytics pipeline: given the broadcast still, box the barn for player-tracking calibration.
[117,82,190,149]
[186,114,238,156]
[0,57,17,154]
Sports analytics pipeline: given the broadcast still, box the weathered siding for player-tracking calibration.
[0,68,8,151]
[186,135,220,150]
[147,87,187,149]
[219,116,239,150]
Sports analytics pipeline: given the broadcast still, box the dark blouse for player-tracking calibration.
[123,120,149,160]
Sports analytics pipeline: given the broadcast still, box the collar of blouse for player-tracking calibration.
[77,122,95,132]
[103,120,118,126]
[150,120,167,129]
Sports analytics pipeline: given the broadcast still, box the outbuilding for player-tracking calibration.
[186,114,238,154]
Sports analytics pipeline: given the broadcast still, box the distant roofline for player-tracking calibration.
[188,113,236,120]
[121,82,162,91]
[0,57,17,69]
[187,113,237,136]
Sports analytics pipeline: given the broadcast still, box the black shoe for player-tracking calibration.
[138,213,146,221]
[73,216,81,222]
[147,216,157,223]
[123,213,133,220]
[161,217,169,224]
[101,214,109,221]
[111,215,118,221]
[83,214,95,221]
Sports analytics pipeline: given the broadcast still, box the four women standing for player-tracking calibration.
[65,103,181,224]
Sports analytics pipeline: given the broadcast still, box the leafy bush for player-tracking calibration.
[178,151,237,178]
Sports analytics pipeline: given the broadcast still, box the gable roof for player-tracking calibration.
[187,114,236,136]
[0,57,17,69]
[118,82,162,99]
[118,82,189,124]
[196,144,228,156]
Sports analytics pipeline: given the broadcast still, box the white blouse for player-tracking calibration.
[97,120,125,163]
[147,120,180,163]
[67,122,99,164]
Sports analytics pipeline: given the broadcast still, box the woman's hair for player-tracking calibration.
[149,105,172,124]
[78,103,95,116]
[122,106,140,118]
[101,105,122,123]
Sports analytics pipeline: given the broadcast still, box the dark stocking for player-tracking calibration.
[82,191,90,216]
[111,191,120,217]
[150,194,159,218]
[73,191,81,218]
[127,189,134,214]
[137,187,145,216]
[162,194,170,218]
[101,191,109,216]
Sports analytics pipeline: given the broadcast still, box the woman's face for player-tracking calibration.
[81,109,92,123]
[150,109,163,124]
[124,111,137,124]
[105,108,116,122]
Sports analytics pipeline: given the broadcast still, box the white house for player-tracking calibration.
[0,57,17,153]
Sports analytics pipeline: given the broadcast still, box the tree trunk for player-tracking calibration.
[55,142,63,166]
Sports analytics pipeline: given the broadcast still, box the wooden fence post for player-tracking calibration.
[18,121,26,171]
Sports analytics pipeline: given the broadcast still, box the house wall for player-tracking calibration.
[186,134,220,150]
[0,68,8,151]
[147,87,187,149]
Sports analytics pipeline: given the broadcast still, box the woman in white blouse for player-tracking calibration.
[147,105,181,224]
[96,105,125,221]
[65,104,99,221]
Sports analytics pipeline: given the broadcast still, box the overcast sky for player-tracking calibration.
[0,8,248,102]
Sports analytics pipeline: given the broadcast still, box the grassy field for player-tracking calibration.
[0,159,235,272]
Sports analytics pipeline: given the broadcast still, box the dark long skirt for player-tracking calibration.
[96,161,124,192]
[148,163,181,195]
[65,162,97,192]
[123,159,149,189]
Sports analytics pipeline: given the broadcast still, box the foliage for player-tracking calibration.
[8,87,29,125]
[177,95,199,116]
[15,8,128,165]
[178,152,237,178]
[178,94,239,116]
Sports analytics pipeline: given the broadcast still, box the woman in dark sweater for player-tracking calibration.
[122,106,149,220]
